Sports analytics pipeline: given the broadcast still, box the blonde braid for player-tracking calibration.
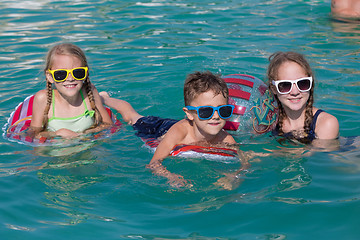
[42,81,53,130]
[84,76,102,127]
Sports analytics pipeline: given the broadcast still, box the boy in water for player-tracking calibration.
[101,71,246,188]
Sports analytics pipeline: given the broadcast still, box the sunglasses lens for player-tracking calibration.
[198,107,214,119]
[73,68,86,79]
[219,106,233,119]
[53,70,68,81]
[297,79,311,91]
[278,82,292,93]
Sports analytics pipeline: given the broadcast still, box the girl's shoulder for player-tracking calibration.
[317,111,339,127]
[312,107,337,124]
[33,89,49,103]
[314,108,339,139]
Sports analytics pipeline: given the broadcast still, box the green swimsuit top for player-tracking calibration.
[47,90,95,132]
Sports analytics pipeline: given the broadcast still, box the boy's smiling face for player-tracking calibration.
[184,90,228,141]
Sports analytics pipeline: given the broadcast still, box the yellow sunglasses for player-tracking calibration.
[48,67,88,82]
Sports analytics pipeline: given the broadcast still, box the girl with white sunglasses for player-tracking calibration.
[267,51,339,143]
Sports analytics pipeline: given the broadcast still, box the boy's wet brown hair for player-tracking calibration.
[184,71,229,106]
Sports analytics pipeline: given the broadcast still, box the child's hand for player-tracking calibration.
[215,173,243,191]
[147,161,193,189]
[99,91,110,103]
[55,128,80,139]
[167,173,192,188]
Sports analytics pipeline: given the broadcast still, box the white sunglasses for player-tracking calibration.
[272,77,313,94]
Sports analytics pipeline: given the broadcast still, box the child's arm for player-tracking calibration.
[214,144,252,191]
[30,90,47,130]
[99,91,142,125]
[92,86,113,125]
[28,90,59,138]
[146,121,190,188]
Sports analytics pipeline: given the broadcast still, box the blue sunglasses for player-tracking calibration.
[186,105,234,120]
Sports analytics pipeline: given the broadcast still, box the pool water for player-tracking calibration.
[0,0,360,239]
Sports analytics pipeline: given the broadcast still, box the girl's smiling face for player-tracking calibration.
[46,54,85,97]
[273,61,310,112]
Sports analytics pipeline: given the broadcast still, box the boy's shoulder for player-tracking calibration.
[164,119,192,141]
[219,129,236,144]
[169,119,191,133]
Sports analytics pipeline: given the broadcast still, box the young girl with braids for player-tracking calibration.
[30,43,113,139]
[267,51,339,143]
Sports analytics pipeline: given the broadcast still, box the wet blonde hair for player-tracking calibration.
[267,51,315,138]
[42,43,102,130]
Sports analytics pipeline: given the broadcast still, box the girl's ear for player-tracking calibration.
[46,71,54,83]
[183,107,194,121]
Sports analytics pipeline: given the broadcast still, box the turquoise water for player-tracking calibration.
[1,0,360,239]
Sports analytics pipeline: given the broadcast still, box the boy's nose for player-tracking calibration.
[212,110,220,119]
